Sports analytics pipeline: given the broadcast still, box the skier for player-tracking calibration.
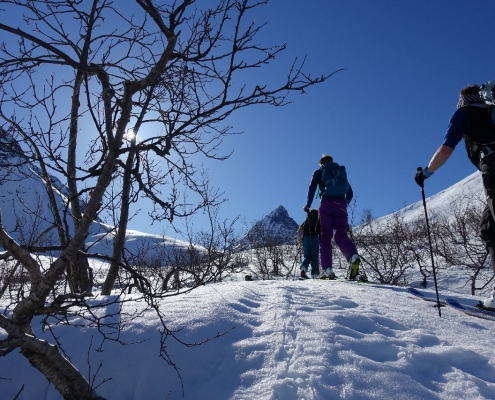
[303,154,360,280]
[415,84,495,307]
[297,209,321,279]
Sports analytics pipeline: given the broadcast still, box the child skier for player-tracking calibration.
[297,209,320,279]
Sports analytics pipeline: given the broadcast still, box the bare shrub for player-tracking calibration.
[431,193,493,295]
[353,208,417,285]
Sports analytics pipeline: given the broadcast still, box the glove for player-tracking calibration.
[303,206,309,213]
[414,167,433,187]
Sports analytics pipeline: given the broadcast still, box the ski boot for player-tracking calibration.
[319,268,337,280]
[347,254,360,280]
[354,270,368,282]
[479,287,495,310]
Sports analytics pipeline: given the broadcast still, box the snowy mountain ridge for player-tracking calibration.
[0,131,189,255]
[238,205,299,249]
[370,171,483,226]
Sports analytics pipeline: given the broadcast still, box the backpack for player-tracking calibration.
[319,162,349,199]
[302,211,320,235]
[463,105,495,169]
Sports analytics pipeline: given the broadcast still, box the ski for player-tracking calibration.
[314,277,381,285]
[406,287,446,306]
[407,288,495,320]
[444,299,495,322]
[345,278,381,285]
[297,277,337,281]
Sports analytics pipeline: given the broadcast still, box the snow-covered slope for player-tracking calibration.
[0,131,80,244]
[371,171,483,226]
[2,278,495,400]
[0,132,188,254]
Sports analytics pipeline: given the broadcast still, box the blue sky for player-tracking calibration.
[4,1,491,237]
[140,0,495,237]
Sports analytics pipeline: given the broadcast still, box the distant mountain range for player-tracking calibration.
[0,130,485,255]
[1,131,302,255]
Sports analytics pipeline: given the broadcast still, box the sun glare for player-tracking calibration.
[126,128,136,142]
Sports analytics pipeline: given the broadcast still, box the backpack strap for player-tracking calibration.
[490,105,495,125]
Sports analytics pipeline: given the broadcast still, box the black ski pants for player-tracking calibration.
[480,159,495,272]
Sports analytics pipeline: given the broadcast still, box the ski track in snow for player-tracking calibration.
[161,280,495,400]
[3,279,495,399]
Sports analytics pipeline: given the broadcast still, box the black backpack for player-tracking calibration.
[463,105,495,169]
[302,211,320,236]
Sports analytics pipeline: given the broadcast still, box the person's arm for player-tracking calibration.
[304,170,320,210]
[426,145,454,173]
[426,108,468,173]
[345,184,353,204]
[415,109,466,186]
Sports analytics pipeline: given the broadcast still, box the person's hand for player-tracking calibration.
[414,167,433,187]
[303,206,309,213]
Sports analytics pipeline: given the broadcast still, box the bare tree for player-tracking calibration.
[352,191,495,292]
[353,208,416,285]
[0,1,334,398]
[106,201,245,293]
[432,193,494,295]
[159,201,246,289]
[244,219,300,279]
[405,216,439,287]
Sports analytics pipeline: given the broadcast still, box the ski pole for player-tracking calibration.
[417,167,442,316]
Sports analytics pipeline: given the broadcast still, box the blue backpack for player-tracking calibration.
[319,162,349,199]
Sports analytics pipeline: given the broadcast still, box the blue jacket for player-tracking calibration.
[442,107,471,149]
[442,104,495,169]
[305,166,353,209]
[442,103,495,148]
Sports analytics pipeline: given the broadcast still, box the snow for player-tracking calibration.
[2,150,494,399]
[2,275,495,400]
[373,171,484,225]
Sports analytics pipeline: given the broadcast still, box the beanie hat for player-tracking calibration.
[457,93,485,109]
[457,85,484,109]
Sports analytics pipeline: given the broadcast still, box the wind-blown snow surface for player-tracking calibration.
[2,277,495,400]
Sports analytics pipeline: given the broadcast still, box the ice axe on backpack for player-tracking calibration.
[416,167,442,317]
[480,80,495,104]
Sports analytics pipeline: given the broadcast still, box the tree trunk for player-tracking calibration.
[22,345,105,400]
[101,146,136,295]
[68,253,91,293]
[0,315,105,399]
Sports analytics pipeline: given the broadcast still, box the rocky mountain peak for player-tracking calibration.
[239,205,298,250]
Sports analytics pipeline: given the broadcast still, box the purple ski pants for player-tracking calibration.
[319,197,357,269]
